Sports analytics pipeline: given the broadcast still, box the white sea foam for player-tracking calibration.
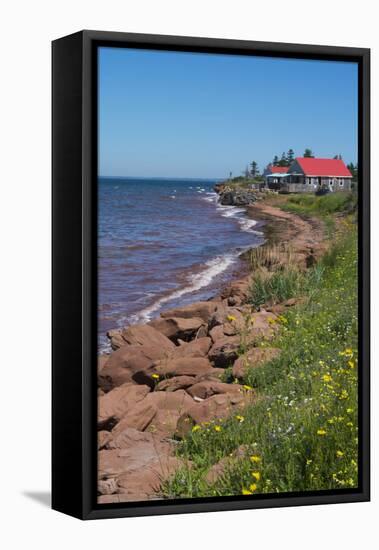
[126,251,238,325]
[214,203,262,235]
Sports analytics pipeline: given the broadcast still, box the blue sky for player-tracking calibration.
[99,47,358,178]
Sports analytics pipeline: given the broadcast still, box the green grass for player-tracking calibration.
[163,223,358,499]
[280,191,357,217]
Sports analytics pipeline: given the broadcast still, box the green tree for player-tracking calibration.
[250,161,259,177]
[273,155,279,166]
[278,152,288,166]
[347,162,358,180]
[287,148,295,164]
[303,148,314,158]
[334,154,343,160]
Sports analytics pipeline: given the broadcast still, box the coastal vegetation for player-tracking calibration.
[163,193,358,499]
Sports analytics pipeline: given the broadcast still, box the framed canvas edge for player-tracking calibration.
[52,30,370,520]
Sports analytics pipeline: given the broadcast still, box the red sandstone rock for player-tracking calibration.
[121,324,175,350]
[208,335,240,368]
[148,316,207,342]
[187,380,243,400]
[98,427,182,501]
[99,344,172,390]
[155,375,196,392]
[111,390,195,439]
[160,301,217,323]
[176,391,255,437]
[98,383,150,430]
[232,347,281,380]
[154,357,214,378]
[169,337,212,359]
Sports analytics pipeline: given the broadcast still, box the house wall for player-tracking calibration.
[281,177,352,194]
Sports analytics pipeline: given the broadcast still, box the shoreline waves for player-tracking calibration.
[98,178,264,352]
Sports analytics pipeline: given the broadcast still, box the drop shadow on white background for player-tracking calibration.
[22,491,51,508]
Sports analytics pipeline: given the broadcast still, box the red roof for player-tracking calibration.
[295,157,352,177]
[269,165,289,174]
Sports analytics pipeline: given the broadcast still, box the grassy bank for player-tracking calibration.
[163,196,358,499]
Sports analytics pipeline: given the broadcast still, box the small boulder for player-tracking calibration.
[111,390,195,439]
[176,392,255,437]
[99,344,173,390]
[98,383,150,430]
[154,357,214,378]
[221,277,251,306]
[232,347,281,380]
[169,337,212,359]
[98,428,182,501]
[107,329,126,351]
[121,324,175,350]
[208,336,240,368]
[187,380,243,400]
[209,325,225,343]
[148,316,207,343]
[160,301,218,323]
[155,375,196,392]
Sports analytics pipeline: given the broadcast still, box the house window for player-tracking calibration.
[339,178,344,187]
[307,177,311,185]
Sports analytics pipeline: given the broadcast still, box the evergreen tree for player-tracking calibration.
[347,162,358,180]
[278,152,288,166]
[303,148,314,158]
[287,148,295,164]
[250,161,259,177]
[273,155,279,166]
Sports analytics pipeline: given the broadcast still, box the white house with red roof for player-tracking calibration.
[279,157,352,193]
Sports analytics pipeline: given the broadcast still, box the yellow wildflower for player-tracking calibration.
[243,385,253,391]
[192,425,201,432]
[336,450,344,458]
[235,415,245,423]
[227,315,236,322]
[250,455,261,463]
[306,459,313,465]
[322,374,332,382]
[151,373,160,380]
[317,429,327,436]
[249,483,257,492]
[251,472,260,481]
[347,408,354,414]
[348,360,355,369]
[214,425,222,432]
[242,488,252,495]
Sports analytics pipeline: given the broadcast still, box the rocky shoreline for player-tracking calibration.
[97,192,327,503]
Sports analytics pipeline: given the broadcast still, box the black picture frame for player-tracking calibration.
[52,30,370,520]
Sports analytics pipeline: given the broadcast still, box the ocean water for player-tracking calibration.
[98,177,264,352]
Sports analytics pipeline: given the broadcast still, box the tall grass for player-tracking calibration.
[281,192,356,216]
[248,243,293,272]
